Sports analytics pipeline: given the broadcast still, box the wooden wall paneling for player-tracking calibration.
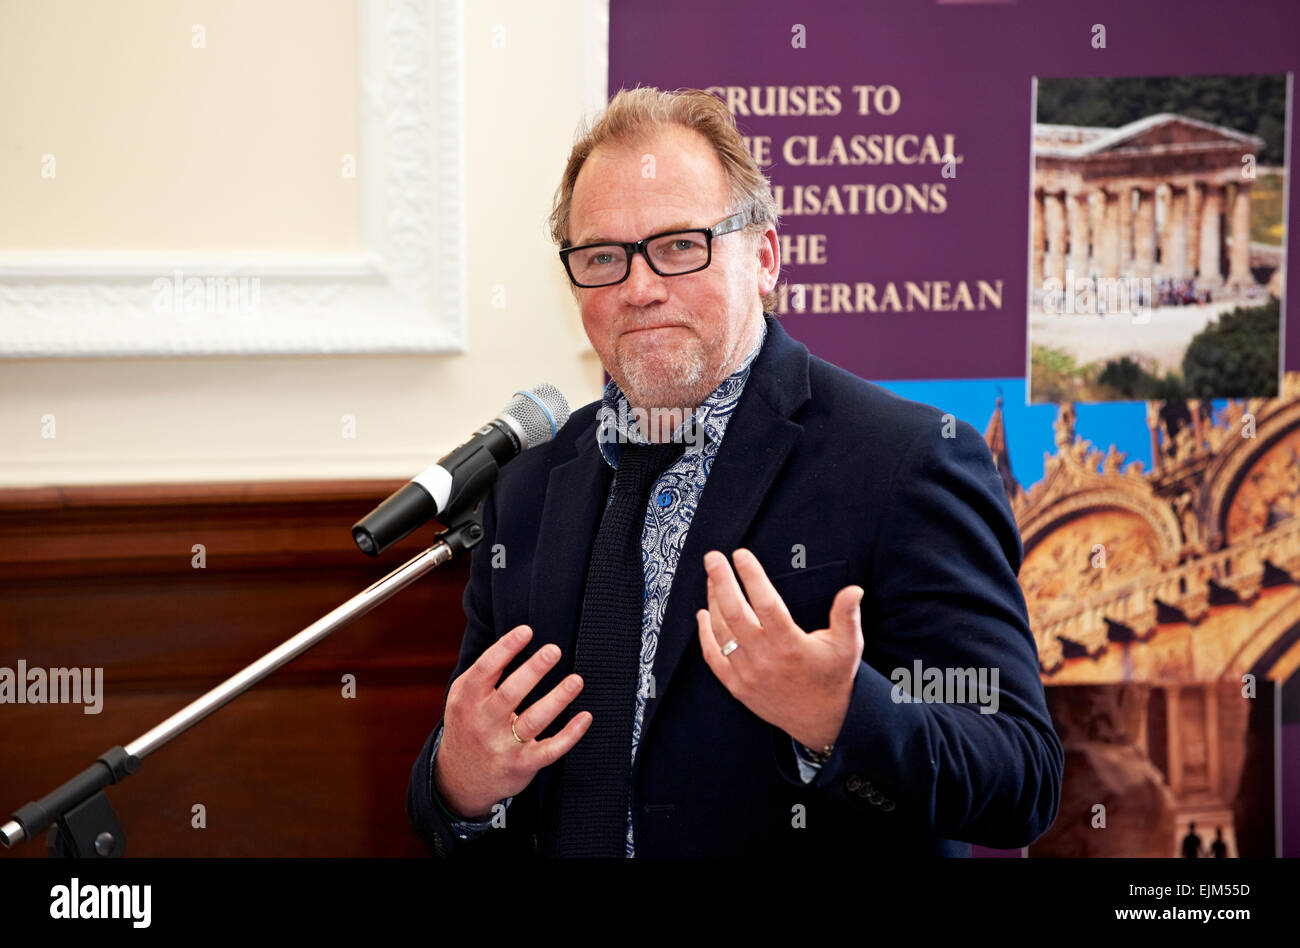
[0,482,470,856]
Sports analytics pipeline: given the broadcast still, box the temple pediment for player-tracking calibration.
[1035,113,1264,160]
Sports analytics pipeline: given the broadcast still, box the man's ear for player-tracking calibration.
[755,226,780,294]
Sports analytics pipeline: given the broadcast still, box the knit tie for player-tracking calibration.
[548,439,686,857]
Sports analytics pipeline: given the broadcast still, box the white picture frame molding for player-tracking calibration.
[0,0,467,358]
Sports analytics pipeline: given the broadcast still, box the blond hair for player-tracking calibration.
[548,86,780,313]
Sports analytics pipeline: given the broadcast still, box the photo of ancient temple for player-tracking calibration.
[1027,74,1287,404]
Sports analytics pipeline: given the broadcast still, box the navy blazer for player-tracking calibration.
[408,313,1063,857]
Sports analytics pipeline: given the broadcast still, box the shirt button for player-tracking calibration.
[846,776,862,792]
[656,491,672,507]
[881,800,896,812]
[867,790,883,805]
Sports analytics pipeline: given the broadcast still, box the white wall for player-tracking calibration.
[0,0,607,485]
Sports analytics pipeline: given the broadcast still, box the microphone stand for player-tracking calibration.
[0,510,483,857]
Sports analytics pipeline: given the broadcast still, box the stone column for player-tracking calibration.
[1156,186,1173,275]
[1167,687,1183,798]
[1134,187,1156,278]
[1228,182,1253,287]
[1067,191,1090,279]
[1100,188,1120,278]
[1044,190,1067,283]
[1206,683,1221,798]
[1187,181,1203,276]
[1200,184,1223,284]
[1089,190,1106,276]
[1032,189,1045,289]
[1117,186,1134,276]
[1168,186,1189,278]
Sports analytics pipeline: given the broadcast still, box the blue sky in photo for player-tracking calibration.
[872,378,1162,491]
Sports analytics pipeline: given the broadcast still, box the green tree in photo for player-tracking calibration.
[1096,358,1184,401]
[1182,296,1280,398]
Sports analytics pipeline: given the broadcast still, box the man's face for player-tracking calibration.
[566,125,778,418]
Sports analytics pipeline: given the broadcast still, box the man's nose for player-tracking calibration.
[621,251,668,304]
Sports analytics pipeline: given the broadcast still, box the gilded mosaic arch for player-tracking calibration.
[1203,399,1300,550]
[1020,477,1183,568]
[1222,587,1300,683]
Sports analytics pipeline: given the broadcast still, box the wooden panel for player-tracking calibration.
[0,481,469,857]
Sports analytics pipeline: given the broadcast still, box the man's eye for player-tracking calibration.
[588,251,615,265]
[671,238,701,252]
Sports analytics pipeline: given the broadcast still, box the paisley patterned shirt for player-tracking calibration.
[436,318,822,853]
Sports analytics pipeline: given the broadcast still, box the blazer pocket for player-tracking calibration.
[766,559,849,625]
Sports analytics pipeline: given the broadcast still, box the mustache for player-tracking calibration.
[621,319,690,329]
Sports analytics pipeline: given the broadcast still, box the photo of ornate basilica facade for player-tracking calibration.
[982,377,1297,856]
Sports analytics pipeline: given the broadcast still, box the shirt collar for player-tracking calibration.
[596,318,768,469]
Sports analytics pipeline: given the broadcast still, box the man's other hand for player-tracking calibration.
[434,625,591,820]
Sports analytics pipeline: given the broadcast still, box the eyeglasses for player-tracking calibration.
[558,212,748,288]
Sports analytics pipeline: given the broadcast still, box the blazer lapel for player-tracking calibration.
[640,314,812,744]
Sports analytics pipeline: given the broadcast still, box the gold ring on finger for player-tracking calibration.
[510,712,527,744]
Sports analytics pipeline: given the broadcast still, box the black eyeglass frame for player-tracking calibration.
[558,211,750,288]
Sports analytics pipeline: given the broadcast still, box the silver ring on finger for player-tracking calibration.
[510,712,527,744]
[721,639,740,657]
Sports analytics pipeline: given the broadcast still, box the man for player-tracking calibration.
[407,87,1062,857]
[1210,826,1229,858]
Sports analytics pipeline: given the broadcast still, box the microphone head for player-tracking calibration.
[502,383,571,449]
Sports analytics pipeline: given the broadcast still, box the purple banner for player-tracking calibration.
[609,0,1298,382]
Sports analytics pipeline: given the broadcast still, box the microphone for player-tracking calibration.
[352,384,570,556]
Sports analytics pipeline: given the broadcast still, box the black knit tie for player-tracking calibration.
[549,438,686,857]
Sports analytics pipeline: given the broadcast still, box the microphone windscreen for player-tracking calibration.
[504,383,571,449]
